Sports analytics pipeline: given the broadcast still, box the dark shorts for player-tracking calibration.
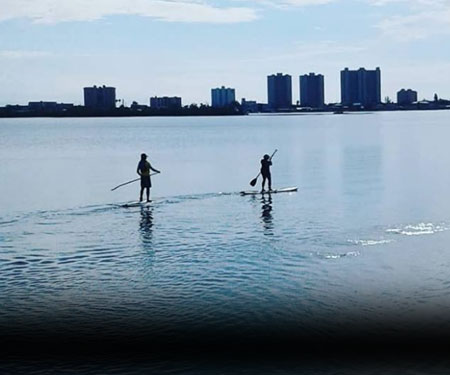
[141,176,151,188]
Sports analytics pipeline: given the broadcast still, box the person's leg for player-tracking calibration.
[268,174,272,191]
[146,187,150,202]
[140,187,144,202]
[261,176,266,192]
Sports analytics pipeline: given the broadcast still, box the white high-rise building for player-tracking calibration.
[211,86,236,108]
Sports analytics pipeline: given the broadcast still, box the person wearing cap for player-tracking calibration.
[137,153,160,202]
[260,154,272,192]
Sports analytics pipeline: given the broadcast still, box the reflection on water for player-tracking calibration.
[2,114,450,371]
[261,194,273,235]
[2,354,450,374]
[139,206,153,247]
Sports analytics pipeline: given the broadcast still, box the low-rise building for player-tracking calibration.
[150,96,182,109]
[28,102,74,112]
[397,89,418,105]
[241,98,258,113]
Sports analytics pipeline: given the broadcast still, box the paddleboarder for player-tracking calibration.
[137,153,160,202]
[260,153,272,192]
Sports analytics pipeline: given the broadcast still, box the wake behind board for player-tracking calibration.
[120,201,153,208]
[240,187,298,196]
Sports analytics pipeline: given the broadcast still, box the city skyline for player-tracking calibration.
[5,65,447,112]
[7,69,446,115]
[1,0,450,106]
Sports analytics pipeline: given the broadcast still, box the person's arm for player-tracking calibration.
[149,163,161,174]
[137,163,142,176]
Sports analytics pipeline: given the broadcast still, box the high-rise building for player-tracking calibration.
[268,73,292,110]
[340,67,381,107]
[83,85,116,110]
[300,73,325,108]
[150,96,182,109]
[397,89,417,105]
[211,86,236,108]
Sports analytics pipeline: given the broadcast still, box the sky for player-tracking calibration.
[0,0,449,106]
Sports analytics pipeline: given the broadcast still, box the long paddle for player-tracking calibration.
[111,172,160,191]
[250,149,277,187]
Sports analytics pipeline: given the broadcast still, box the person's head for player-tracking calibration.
[141,153,147,160]
[263,154,270,160]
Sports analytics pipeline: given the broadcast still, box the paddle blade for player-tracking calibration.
[250,178,258,187]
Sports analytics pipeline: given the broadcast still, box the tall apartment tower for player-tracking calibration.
[300,73,325,108]
[268,73,292,110]
[83,85,116,110]
[211,86,236,108]
[340,67,381,107]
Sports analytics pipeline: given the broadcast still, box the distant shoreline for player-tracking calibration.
[0,106,449,118]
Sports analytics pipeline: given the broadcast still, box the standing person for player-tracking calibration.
[137,153,160,202]
[260,154,272,192]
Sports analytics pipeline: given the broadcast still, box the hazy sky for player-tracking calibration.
[1,0,449,106]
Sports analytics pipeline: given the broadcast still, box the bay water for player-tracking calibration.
[1,111,450,372]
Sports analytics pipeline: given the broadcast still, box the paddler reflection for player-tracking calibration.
[139,206,154,246]
[261,194,274,235]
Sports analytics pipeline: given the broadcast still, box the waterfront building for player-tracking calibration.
[83,85,116,110]
[3,104,31,114]
[241,98,258,113]
[130,101,149,111]
[211,86,236,108]
[150,96,182,109]
[268,73,292,110]
[397,89,418,105]
[28,102,74,112]
[340,67,381,107]
[300,73,325,108]
[28,101,58,111]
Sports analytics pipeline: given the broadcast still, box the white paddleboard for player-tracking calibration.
[240,187,298,196]
[120,201,153,208]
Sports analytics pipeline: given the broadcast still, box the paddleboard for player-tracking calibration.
[240,187,298,196]
[120,201,153,208]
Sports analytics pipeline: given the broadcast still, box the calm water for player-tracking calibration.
[1,112,450,371]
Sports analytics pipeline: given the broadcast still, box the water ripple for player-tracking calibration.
[2,196,450,347]
[386,222,449,236]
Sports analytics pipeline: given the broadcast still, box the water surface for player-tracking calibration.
[1,111,450,371]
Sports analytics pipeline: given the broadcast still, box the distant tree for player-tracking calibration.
[230,101,242,113]
[434,93,439,102]
[384,96,392,104]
